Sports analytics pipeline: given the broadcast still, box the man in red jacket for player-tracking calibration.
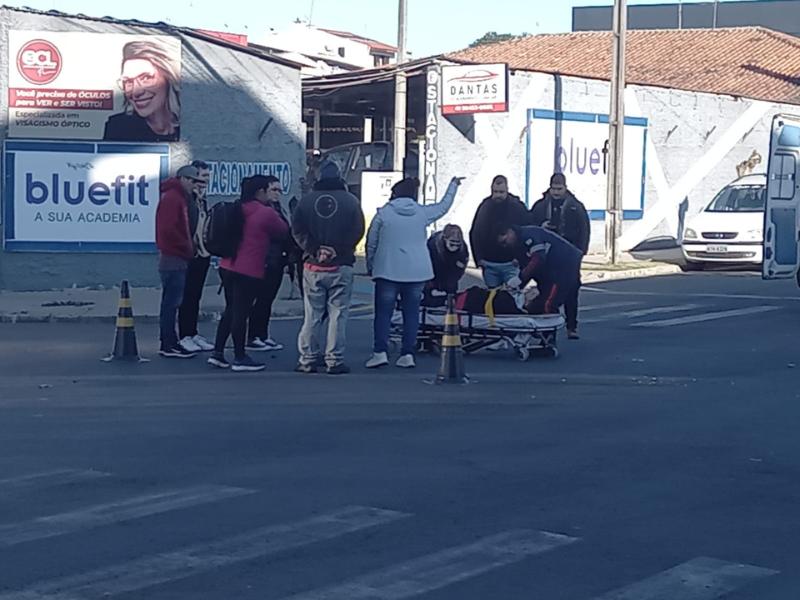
[156,165,203,358]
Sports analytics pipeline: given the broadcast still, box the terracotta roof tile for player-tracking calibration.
[447,27,800,105]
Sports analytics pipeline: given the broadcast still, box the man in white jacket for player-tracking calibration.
[365,176,463,369]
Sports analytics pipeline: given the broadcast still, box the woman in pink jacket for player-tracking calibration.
[209,175,289,372]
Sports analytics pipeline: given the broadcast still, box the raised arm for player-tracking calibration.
[423,177,461,225]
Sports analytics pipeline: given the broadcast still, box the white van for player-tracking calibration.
[763,114,800,283]
[681,174,766,270]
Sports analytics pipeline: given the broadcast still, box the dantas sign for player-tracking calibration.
[441,63,508,115]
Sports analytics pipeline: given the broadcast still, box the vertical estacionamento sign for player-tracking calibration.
[526,109,648,219]
[423,65,440,203]
[441,63,508,115]
[7,32,181,142]
[3,141,169,251]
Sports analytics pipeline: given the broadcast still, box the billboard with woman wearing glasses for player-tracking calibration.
[7,31,181,141]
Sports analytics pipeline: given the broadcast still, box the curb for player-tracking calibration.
[581,264,681,284]
[0,309,304,325]
[0,301,373,325]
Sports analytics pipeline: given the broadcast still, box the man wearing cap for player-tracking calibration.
[292,160,365,375]
[155,164,202,358]
[178,159,215,353]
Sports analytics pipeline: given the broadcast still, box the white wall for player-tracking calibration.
[263,24,375,71]
[434,67,793,254]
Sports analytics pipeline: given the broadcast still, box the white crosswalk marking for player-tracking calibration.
[0,469,110,493]
[592,556,778,599]
[0,484,253,547]
[0,506,410,600]
[631,305,779,328]
[579,302,641,313]
[582,304,701,324]
[280,529,579,600]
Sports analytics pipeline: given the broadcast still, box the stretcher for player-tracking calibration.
[391,306,564,360]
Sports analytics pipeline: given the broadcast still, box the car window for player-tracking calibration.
[706,185,766,213]
[323,149,351,174]
[351,144,389,172]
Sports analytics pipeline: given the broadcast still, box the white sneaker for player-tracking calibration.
[179,336,202,353]
[365,352,389,369]
[192,335,215,352]
[396,354,416,369]
[262,338,284,351]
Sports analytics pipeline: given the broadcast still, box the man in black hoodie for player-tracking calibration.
[469,175,531,288]
[292,161,365,375]
[529,172,590,339]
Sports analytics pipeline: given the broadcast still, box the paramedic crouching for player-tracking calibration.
[497,226,582,321]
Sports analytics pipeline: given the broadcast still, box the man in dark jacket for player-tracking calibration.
[469,175,531,288]
[155,165,203,358]
[292,161,365,375]
[529,173,590,339]
[498,225,582,317]
[424,224,468,306]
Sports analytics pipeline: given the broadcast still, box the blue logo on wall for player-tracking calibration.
[26,174,150,206]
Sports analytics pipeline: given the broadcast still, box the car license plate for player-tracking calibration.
[707,245,728,253]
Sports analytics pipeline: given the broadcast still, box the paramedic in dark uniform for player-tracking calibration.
[529,173,590,339]
[497,225,582,319]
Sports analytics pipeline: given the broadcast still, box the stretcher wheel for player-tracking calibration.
[531,346,559,359]
[417,338,435,353]
[516,347,531,362]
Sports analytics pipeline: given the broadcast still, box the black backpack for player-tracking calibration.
[205,201,244,258]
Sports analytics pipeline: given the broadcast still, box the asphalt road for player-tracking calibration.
[1,271,799,599]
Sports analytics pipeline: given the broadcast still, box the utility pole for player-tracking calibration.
[712,0,719,28]
[393,0,408,173]
[605,0,626,264]
[678,0,683,29]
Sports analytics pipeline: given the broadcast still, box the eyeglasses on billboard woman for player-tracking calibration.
[103,40,181,142]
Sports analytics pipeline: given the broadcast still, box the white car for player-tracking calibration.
[681,174,766,269]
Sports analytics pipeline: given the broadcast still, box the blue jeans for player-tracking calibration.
[373,279,425,356]
[482,261,520,288]
[159,269,187,351]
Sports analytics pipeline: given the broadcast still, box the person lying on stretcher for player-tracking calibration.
[497,225,582,316]
[422,224,468,307]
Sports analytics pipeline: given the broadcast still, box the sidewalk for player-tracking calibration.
[581,252,680,284]
[0,276,375,324]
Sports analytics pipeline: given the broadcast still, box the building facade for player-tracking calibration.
[435,27,800,253]
[305,27,800,256]
[0,7,305,291]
